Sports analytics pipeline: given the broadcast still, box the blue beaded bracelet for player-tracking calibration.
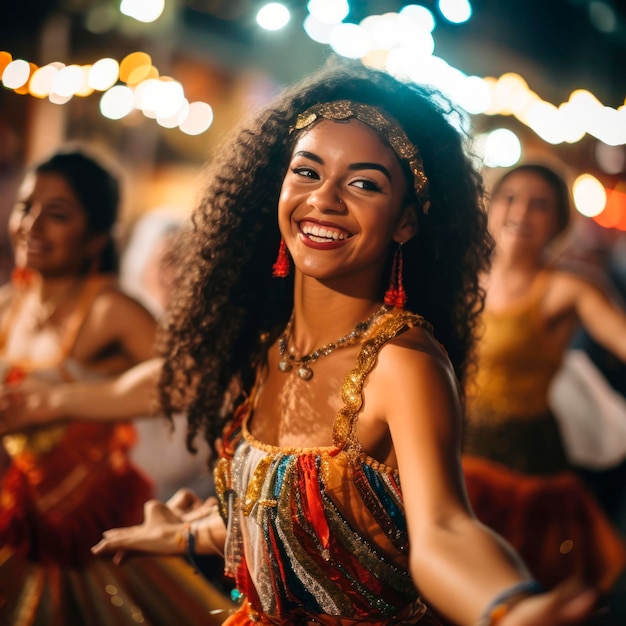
[476,580,545,626]
[183,523,204,573]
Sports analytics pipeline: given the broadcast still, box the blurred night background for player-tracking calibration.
[1,0,625,270]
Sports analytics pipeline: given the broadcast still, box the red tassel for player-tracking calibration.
[272,239,290,278]
[4,365,26,385]
[11,267,35,288]
[384,244,406,309]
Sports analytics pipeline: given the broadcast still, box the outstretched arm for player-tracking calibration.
[376,332,596,626]
[0,357,163,434]
[91,487,226,558]
[553,271,626,361]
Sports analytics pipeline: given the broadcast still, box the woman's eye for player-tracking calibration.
[352,179,381,192]
[292,166,318,179]
[49,212,70,221]
[46,202,73,220]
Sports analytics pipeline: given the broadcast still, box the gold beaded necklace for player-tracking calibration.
[277,304,389,380]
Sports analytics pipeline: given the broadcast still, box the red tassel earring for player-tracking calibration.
[11,267,35,289]
[384,243,407,309]
[272,238,290,278]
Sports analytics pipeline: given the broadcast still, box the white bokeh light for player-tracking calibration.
[479,128,522,168]
[100,84,135,120]
[456,76,492,114]
[52,65,85,97]
[573,173,607,217]
[256,3,291,31]
[2,59,30,89]
[438,0,472,24]
[303,15,335,43]
[307,0,349,24]
[29,64,62,98]
[88,58,120,91]
[329,23,372,58]
[399,5,436,32]
[179,101,214,135]
[120,0,165,23]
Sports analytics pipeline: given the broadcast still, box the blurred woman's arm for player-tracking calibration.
[0,357,163,434]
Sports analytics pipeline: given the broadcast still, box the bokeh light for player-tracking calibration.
[256,3,291,31]
[573,173,607,217]
[120,0,165,23]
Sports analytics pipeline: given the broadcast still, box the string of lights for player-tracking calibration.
[1,1,624,226]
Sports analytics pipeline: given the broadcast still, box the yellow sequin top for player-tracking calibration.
[466,271,563,421]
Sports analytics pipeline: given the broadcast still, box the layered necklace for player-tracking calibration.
[277,304,389,380]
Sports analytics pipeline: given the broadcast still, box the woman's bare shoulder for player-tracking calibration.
[377,323,456,384]
[90,281,154,319]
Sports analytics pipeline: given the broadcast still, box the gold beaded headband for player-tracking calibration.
[291,100,430,214]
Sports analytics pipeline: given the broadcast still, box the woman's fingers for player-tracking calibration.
[502,580,598,626]
[144,498,180,523]
[182,496,219,522]
[166,488,202,516]
[92,526,140,554]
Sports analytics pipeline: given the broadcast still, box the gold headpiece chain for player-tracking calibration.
[292,100,430,214]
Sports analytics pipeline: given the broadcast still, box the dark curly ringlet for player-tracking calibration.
[157,58,493,461]
[35,148,120,273]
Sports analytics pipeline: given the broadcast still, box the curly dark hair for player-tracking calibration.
[157,58,493,459]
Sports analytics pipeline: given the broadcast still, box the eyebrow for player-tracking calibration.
[23,196,77,206]
[293,150,392,181]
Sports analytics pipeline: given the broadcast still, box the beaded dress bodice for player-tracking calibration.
[214,309,436,624]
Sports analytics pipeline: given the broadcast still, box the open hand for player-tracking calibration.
[91,498,185,558]
[501,580,598,626]
[0,377,59,435]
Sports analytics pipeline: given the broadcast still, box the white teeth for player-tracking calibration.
[301,224,347,241]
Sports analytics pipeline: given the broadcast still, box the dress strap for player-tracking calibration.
[527,269,555,332]
[0,275,114,372]
[0,290,24,354]
[56,275,113,362]
[332,309,434,451]
[528,269,553,303]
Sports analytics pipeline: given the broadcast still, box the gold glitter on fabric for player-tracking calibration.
[333,310,433,452]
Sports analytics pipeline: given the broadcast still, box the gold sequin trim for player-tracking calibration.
[333,310,434,453]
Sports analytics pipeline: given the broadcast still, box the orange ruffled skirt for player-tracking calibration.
[463,455,626,591]
[0,420,235,625]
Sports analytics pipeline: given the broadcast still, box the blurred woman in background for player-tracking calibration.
[0,148,230,625]
[463,163,626,621]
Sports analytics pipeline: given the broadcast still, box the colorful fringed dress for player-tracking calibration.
[0,276,233,625]
[463,271,626,592]
[214,309,444,625]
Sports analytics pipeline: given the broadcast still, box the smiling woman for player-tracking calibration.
[82,58,609,626]
[6,62,604,625]
[277,117,416,291]
[0,148,232,625]
[463,164,626,614]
